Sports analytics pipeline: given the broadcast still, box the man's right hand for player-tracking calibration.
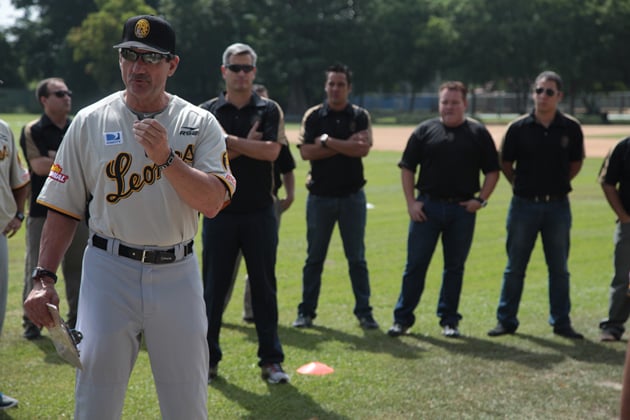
[24,281,60,329]
[247,121,262,140]
[408,200,427,222]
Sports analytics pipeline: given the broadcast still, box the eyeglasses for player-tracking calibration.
[534,87,557,97]
[52,90,72,98]
[226,64,255,73]
[120,48,170,64]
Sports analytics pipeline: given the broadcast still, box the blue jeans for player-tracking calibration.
[496,196,572,329]
[202,204,284,367]
[599,221,630,335]
[299,190,372,319]
[393,195,476,328]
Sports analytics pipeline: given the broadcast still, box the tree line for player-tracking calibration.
[1,0,629,116]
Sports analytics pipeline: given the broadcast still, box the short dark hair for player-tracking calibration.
[439,81,467,100]
[36,77,65,101]
[535,70,563,91]
[326,63,352,85]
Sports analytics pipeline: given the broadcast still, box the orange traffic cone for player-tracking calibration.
[296,362,335,375]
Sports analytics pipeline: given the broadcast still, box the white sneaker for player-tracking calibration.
[261,363,290,384]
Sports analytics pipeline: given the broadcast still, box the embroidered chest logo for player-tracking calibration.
[179,126,199,136]
[105,144,194,204]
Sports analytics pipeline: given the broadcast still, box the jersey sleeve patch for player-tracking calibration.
[48,163,69,183]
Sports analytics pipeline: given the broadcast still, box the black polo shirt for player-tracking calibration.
[398,117,499,198]
[299,102,370,197]
[599,137,630,213]
[19,114,71,217]
[273,144,296,196]
[200,92,281,213]
[501,110,584,197]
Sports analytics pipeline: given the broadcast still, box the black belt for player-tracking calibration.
[92,234,193,264]
[423,194,472,203]
[517,194,567,203]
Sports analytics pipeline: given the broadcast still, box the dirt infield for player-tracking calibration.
[287,124,629,158]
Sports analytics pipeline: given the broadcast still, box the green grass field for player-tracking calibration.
[0,114,626,419]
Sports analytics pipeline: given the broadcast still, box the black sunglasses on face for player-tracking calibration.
[226,64,255,73]
[52,90,72,98]
[120,48,170,64]
[535,87,557,97]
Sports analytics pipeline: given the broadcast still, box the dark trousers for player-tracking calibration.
[202,204,284,367]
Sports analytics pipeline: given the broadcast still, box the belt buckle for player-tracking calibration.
[141,250,149,263]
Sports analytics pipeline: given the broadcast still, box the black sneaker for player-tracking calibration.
[261,363,290,384]
[600,329,622,342]
[553,325,584,339]
[0,393,18,410]
[358,314,379,329]
[442,324,461,338]
[487,323,517,337]
[292,314,313,328]
[208,364,218,383]
[23,324,42,340]
[387,323,410,337]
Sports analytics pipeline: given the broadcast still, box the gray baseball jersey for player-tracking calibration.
[37,91,235,246]
[0,119,30,228]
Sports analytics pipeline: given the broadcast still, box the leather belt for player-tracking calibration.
[92,234,193,264]
[517,194,567,203]
[423,194,472,203]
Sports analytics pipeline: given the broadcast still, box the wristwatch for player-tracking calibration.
[474,197,488,207]
[319,134,329,148]
[157,148,175,171]
[15,211,25,221]
[32,267,58,284]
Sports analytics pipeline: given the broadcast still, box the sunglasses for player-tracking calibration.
[120,48,170,64]
[534,87,557,97]
[52,90,72,98]
[226,64,255,73]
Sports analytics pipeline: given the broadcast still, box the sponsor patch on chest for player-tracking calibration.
[104,131,123,145]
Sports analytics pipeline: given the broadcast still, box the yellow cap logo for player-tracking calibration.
[134,19,150,39]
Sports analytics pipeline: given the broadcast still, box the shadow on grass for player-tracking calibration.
[410,334,565,369]
[405,332,626,368]
[222,322,425,359]
[517,333,626,366]
[0,410,17,420]
[210,377,350,420]
[28,335,73,367]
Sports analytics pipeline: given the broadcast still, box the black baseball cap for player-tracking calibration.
[113,15,175,55]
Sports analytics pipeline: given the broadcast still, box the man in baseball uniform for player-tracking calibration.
[0,115,30,337]
[24,15,235,419]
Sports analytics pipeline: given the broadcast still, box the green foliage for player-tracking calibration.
[66,0,157,91]
[0,119,626,417]
[3,0,630,114]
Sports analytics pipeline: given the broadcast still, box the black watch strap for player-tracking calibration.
[15,211,25,221]
[32,267,58,284]
[157,148,175,171]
